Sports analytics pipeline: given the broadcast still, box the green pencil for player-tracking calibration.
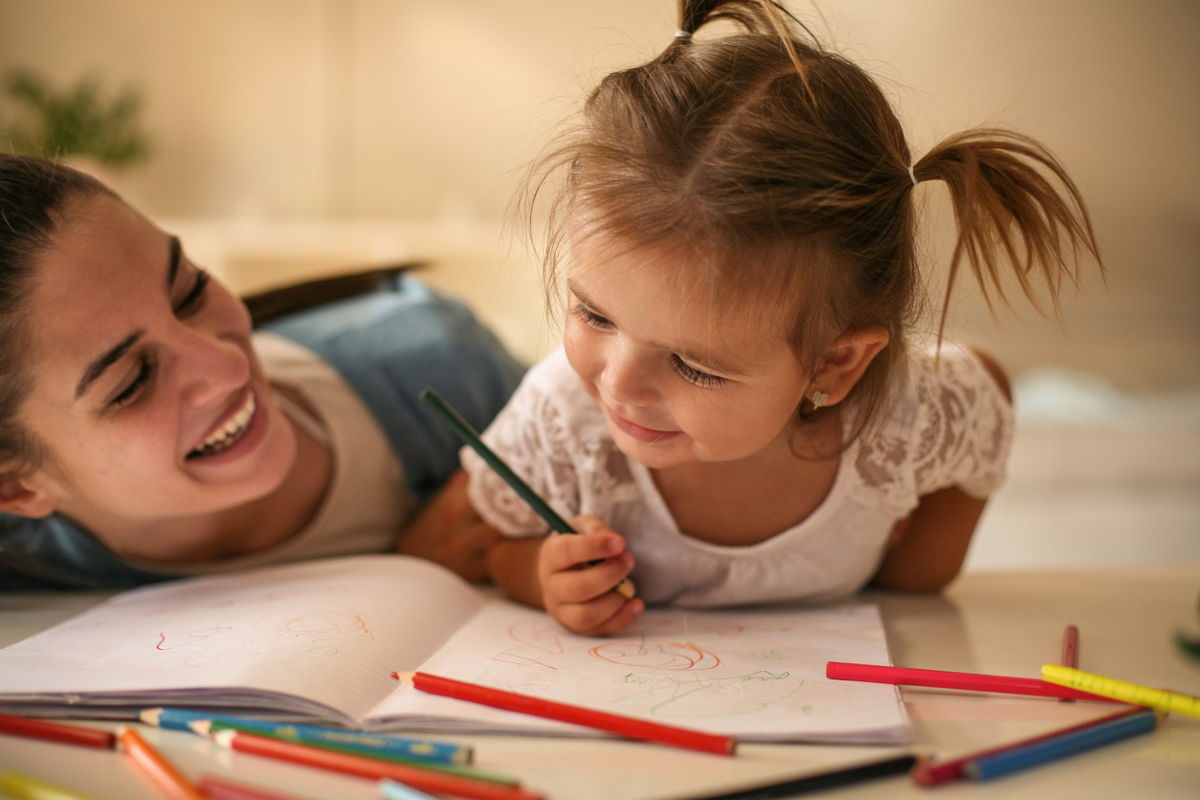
[420,388,635,599]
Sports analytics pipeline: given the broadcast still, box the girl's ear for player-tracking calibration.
[811,326,890,406]
[0,471,59,519]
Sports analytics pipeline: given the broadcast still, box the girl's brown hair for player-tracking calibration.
[519,0,1101,439]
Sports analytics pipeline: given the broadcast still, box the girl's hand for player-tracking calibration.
[538,514,643,636]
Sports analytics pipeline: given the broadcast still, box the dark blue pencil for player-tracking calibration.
[964,709,1158,781]
[420,388,635,599]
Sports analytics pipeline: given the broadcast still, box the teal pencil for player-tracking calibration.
[139,707,470,765]
[420,388,635,599]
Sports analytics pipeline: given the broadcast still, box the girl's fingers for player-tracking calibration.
[540,529,627,574]
[555,595,645,637]
[543,550,635,603]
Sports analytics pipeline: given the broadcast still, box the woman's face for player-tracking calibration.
[14,192,297,527]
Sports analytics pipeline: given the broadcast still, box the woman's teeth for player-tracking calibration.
[188,394,256,459]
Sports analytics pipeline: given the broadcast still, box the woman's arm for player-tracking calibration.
[871,347,1013,592]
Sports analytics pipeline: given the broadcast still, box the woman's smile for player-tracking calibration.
[185,387,269,464]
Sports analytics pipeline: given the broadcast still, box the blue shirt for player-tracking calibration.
[0,275,525,590]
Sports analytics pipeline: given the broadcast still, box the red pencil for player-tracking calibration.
[211,728,544,800]
[117,726,207,800]
[911,706,1145,786]
[825,662,1119,702]
[412,672,737,756]
[199,775,306,800]
[1061,624,1080,669]
[0,713,115,749]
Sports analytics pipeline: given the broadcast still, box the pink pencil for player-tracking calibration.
[825,662,1119,702]
[911,706,1145,786]
[412,672,736,756]
[200,775,306,800]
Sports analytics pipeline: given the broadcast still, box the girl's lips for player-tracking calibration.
[607,408,680,443]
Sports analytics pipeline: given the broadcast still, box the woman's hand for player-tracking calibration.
[537,514,643,636]
[394,471,499,582]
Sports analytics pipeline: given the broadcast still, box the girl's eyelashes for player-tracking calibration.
[174,268,210,316]
[570,302,612,329]
[670,355,727,388]
[107,356,156,409]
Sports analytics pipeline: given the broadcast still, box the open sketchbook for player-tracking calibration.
[0,555,909,744]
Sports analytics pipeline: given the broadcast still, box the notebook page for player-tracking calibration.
[0,555,485,724]
[377,600,911,743]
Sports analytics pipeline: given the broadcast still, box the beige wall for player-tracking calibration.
[2,1,1197,388]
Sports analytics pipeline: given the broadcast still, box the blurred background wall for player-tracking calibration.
[2,1,1197,569]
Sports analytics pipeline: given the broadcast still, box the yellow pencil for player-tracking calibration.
[1041,664,1200,719]
[0,771,99,800]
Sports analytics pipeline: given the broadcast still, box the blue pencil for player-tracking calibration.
[964,709,1159,781]
[138,707,471,765]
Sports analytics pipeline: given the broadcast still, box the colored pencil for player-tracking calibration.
[964,709,1159,781]
[412,671,736,756]
[0,771,100,800]
[419,388,636,600]
[116,726,206,800]
[678,753,917,799]
[911,706,1146,786]
[1060,624,1080,669]
[210,728,544,800]
[379,778,440,800]
[140,707,470,765]
[192,720,516,786]
[825,661,1119,702]
[198,775,305,800]
[1041,664,1200,719]
[0,713,115,750]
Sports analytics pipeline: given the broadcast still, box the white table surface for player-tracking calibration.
[1,564,1197,799]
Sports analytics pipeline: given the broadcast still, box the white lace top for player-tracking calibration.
[463,343,1013,607]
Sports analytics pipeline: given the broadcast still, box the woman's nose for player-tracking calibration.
[177,331,251,409]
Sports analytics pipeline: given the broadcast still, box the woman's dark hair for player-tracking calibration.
[0,153,113,476]
[519,0,1102,442]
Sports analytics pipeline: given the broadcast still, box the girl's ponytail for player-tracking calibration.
[915,128,1103,338]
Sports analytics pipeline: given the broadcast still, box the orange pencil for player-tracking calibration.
[117,726,206,800]
[0,713,115,749]
[211,728,544,800]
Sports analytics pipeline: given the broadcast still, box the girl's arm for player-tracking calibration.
[872,348,1012,592]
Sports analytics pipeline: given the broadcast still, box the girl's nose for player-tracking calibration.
[601,342,657,407]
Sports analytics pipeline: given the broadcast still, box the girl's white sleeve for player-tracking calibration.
[461,353,583,537]
[909,344,1016,499]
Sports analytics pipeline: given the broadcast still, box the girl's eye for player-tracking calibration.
[174,268,210,316]
[670,355,726,389]
[108,358,155,409]
[570,303,613,330]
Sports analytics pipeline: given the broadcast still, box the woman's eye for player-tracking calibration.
[571,303,613,329]
[670,355,726,388]
[174,269,210,316]
[108,359,155,409]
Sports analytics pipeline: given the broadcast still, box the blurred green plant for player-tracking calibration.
[1,67,151,166]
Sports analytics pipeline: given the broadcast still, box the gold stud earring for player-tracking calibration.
[810,390,829,410]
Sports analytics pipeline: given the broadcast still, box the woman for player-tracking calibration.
[0,153,525,589]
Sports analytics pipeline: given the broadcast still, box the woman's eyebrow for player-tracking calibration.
[74,237,178,401]
[75,331,143,399]
[164,236,182,290]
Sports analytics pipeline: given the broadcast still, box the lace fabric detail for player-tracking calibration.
[853,342,1013,514]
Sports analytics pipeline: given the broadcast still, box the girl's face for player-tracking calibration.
[563,235,812,471]
[15,192,297,526]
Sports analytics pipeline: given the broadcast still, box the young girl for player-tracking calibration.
[461,0,1102,636]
